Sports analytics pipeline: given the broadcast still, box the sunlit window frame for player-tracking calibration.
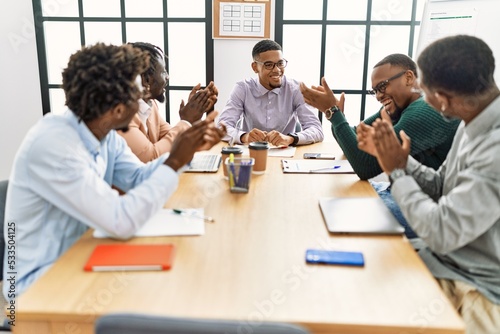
[274,0,421,122]
[32,0,214,122]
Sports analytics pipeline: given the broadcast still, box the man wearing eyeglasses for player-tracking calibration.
[300,54,459,239]
[217,39,323,147]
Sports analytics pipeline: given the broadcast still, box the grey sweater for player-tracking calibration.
[392,96,500,305]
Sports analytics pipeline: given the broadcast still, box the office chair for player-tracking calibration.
[0,179,11,331]
[95,313,310,334]
[0,180,8,282]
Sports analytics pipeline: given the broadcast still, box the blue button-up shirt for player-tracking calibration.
[3,110,178,298]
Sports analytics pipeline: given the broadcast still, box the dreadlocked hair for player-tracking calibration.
[62,42,149,122]
[128,42,165,80]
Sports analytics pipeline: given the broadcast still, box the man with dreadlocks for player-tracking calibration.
[3,43,225,299]
[119,42,219,162]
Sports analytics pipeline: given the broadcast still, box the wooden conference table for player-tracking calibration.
[14,142,464,334]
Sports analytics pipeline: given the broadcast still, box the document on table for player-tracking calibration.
[281,159,355,174]
[93,208,205,238]
[235,144,296,157]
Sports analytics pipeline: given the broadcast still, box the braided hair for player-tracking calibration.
[128,42,165,81]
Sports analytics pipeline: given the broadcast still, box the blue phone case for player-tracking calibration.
[305,249,364,267]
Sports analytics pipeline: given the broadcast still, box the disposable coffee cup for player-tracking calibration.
[248,141,269,174]
[221,146,243,178]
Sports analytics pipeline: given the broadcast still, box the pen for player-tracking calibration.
[172,209,215,223]
[309,165,341,172]
[228,153,236,188]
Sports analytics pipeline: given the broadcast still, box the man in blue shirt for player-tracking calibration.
[3,43,225,299]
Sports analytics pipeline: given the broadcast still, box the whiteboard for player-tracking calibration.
[417,0,500,83]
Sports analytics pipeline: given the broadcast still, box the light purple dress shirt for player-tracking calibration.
[217,76,324,145]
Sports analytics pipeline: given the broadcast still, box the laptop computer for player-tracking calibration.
[319,197,404,235]
[185,153,221,173]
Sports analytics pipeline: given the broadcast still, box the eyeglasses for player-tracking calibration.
[368,70,407,96]
[254,59,288,70]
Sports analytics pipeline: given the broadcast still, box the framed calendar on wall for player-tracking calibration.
[213,0,271,39]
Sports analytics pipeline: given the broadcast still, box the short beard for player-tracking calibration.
[389,103,404,122]
[269,82,282,89]
[155,93,166,103]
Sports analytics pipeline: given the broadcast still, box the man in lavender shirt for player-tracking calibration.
[217,40,323,147]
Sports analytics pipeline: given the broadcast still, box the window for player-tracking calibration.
[33,0,213,124]
[275,0,425,131]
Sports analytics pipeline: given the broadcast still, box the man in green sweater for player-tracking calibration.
[300,54,460,238]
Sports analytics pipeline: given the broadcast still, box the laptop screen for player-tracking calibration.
[185,153,221,173]
[319,197,404,235]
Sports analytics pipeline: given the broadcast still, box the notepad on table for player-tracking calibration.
[84,244,175,272]
[235,144,296,157]
[281,159,354,174]
[93,208,205,239]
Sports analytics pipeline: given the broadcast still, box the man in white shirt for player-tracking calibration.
[3,43,225,299]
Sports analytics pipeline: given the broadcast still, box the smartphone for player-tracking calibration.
[303,153,336,160]
[305,249,364,267]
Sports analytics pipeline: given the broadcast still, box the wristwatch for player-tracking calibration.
[287,133,299,146]
[389,168,406,184]
[324,105,341,120]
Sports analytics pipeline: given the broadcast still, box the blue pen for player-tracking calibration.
[236,161,251,189]
[309,165,341,172]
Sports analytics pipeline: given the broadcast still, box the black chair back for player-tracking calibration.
[95,313,310,334]
[0,180,8,281]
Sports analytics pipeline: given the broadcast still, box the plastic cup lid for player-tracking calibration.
[221,146,243,154]
[248,141,269,150]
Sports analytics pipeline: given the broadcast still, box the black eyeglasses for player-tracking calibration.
[254,59,288,70]
[368,70,407,96]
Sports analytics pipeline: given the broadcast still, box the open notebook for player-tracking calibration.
[185,153,221,173]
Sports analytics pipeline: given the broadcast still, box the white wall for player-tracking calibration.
[0,0,274,179]
[213,39,261,114]
[213,1,275,116]
[0,0,42,180]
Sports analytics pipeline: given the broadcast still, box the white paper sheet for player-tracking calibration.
[281,159,354,174]
[93,208,205,238]
[235,144,297,158]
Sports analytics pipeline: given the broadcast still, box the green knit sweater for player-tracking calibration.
[330,98,460,180]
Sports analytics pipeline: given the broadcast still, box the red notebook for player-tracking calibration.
[84,244,175,272]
